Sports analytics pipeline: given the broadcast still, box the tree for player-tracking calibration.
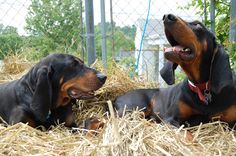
[119,25,136,40]
[185,0,236,70]
[95,22,135,59]
[0,25,18,35]
[0,24,23,59]
[184,0,230,45]
[25,0,82,52]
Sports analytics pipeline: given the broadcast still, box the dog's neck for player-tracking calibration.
[185,45,233,93]
[183,47,218,104]
[181,62,211,84]
[182,47,218,84]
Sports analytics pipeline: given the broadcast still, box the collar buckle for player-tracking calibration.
[203,89,212,105]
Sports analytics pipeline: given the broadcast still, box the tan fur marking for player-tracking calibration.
[212,105,236,122]
[56,70,101,107]
[170,17,205,82]
[145,98,155,117]
[59,77,64,85]
[25,117,36,127]
[178,101,199,120]
[64,113,74,127]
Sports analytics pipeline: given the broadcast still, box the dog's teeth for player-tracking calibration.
[71,90,77,95]
[184,48,191,51]
[88,91,94,94]
[173,47,176,51]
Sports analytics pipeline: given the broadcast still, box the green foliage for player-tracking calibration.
[183,0,230,45]
[23,36,58,60]
[119,56,136,71]
[22,36,80,61]
[119,25,137,40]
[185,0,236,71]
[95,22,135,59]
[0,24,23,59]
[112,29,135,52]
[25,0,82,52]
[0,0,136,62]
[96,22,136,39]
[229,42,236,70]
[0,24,18,35]
[175,70,186,84]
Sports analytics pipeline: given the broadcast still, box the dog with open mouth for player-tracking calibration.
[0,53,106,128]
[113,14,236,129]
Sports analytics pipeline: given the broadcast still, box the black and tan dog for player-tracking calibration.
[114,14,236,128]
[0,53,106,128]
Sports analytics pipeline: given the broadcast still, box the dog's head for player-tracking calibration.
[30,53,106,121]
[161,14,217,84]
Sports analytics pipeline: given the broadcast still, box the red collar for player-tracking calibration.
[188,80,211,104]
[187,47,217,105]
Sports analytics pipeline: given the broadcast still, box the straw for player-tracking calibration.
[0,54,235,155]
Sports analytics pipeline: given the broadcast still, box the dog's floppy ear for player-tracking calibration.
[31,65,54,122]
[211,46,233,93]
[160,60,178,85]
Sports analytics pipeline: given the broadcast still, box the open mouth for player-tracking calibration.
[164,46,191,55]
[164,31,195,61]
[67,88,95,100]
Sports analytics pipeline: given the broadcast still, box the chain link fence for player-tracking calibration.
[0,0,30,35]
[109,0,201,84]
[0,0,233,85]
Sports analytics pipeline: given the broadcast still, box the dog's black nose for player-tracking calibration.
[163,14,177,23]
[96,73,107,84]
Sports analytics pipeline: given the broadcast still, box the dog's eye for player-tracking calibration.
[193,22,202,29]
[196,23,202,28]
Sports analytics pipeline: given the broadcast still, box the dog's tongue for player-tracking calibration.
[164,45,184,52]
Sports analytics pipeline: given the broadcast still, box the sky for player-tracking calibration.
[0,0,31,35]
[94,0,201,25]
[0,0,200,35]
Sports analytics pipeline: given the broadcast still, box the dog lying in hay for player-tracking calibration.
[0,53,106,129]
[113,14,236,129]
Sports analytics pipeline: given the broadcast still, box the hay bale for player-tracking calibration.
[2,53,33,74]
[95,61,159,101]
[0,53,33,83]
[0,114,235,155]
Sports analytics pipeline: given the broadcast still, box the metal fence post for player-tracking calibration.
[204,0,207,25]
[85,0,96,66]
[110,0,115,59]
[79,0,84,61]
[154,46,159,82]
[230,0,236,42]
[210,0,215,34]
[100,0,107,70]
